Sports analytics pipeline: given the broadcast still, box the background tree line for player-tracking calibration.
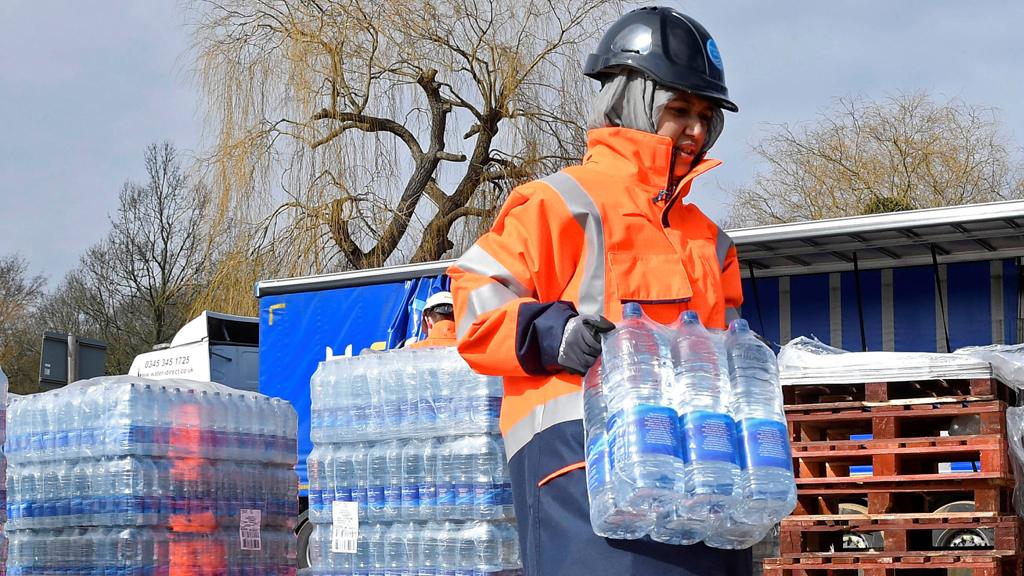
[2,1,1022,394]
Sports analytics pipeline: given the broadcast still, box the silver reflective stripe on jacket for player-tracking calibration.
[454,244,532,339]
[540,172,607,317]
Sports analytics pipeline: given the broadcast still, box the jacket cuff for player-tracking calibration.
[515,301,578,376]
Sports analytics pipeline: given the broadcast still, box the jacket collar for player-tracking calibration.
[582,127,721,203]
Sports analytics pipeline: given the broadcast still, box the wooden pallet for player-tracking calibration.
[779,513,1022,556]
[785,394,1015,516]
[793,475,1015,516]
[782,377,1016,406]
[764,553,1022,576]
[792,433,1011,480]
[787,399,1009,444]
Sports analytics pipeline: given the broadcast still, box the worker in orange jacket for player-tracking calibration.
[408,291,457,348]
[449,7,749,576]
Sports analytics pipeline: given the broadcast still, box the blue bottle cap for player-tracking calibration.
[729,318,749,332]
[680,310,700,324]
[622,302,643,319]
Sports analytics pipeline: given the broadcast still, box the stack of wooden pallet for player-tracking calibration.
[763,376,1022,576]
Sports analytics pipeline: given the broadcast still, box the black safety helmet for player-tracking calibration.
[585,6,738,113]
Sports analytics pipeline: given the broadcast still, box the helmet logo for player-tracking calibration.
[611,23,653,55]
[706,38,724,71]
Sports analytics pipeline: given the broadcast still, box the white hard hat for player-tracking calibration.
[424,291,454,311]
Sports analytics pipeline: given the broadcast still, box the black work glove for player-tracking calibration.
[557,314,616,375]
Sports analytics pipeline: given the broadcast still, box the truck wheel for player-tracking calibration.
[837,502,883,550]
[932,501,993,548]
[295,510,314,569]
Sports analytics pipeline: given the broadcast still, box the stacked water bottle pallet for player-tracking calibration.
[775,370,1021,575]
[584,306,796,550]
[4,376,299,575]
[1,367,10,576]
[306,347,522,576]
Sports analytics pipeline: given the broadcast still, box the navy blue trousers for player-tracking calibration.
[509,420,754,576]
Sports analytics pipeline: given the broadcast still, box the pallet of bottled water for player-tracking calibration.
[306,347,522,575]
[4,375,300,575]
[584,304,797,549]
[1,367,10,576]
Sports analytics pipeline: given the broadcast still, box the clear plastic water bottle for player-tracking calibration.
[437,521,460,576]
[466,371,503,434]
[583,360,653,539]
[419,520,443,575]
[602,303,683,514]
[310,362,327,444]
[307,445,327,523]
[370,522,389,576]
[670,311,739,543]
[332,444,355,510]
[152,385,174,455]
[383,440,404,522]
[385,522,411,575]
[367,442,389,521]
[459,521,503,574]
[433,351,455,436]
[417,351,440,437]
[397,357,422,436]
[450,437,476,519]
[727,319,796,527]
[402,439,425,520]
[320,443,337,522]
[419,438,439,521]
[138,385,161,457]
[361,355,384,440]
[498,521,522,572]
[471,436,504,520]
[436,439,456,519]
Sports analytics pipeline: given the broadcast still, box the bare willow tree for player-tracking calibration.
[190,0,626,293]
[729,93,1024,227]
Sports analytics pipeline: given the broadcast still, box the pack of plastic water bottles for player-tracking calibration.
[0,366,9,575]
[584,304,797,549]
[4,375,299,575]
[306,347,522,575]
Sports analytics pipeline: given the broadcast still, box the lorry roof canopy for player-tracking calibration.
[734,199,1024,278]
[255,200,1024,296]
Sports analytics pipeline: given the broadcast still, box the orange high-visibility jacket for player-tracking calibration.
[449,126,742,470]
[408,319,458,349]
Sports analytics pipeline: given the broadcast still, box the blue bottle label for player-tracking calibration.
[585,434,611,494]
[437,483,455,507]
[419,399,438,423]
[334,487,353,502]
[418,481,437,507]
[474,483,499,506]
[681,410,739,465]
[384,485,402,508]
[402,485,420,509]
[454,483,474,506]
[367,487,386,509]
[737,418,793,471]
[608,404,682,462]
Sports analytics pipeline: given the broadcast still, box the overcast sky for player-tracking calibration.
[2,0,1022,285]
